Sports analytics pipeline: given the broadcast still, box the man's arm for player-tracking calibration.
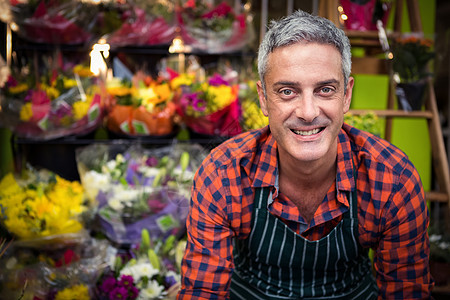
[178,163,235,299]
[373,166,434,299]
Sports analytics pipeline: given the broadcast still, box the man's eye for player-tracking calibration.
[321,87,332,93]
[281,89,293,96]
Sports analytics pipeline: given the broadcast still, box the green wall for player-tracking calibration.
[350,0,435,191]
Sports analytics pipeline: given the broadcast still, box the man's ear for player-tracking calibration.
[257,80,269,117]
[343,76,354,113]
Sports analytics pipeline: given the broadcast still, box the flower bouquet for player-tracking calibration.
[6,0,98,44]
[76,143,206,245]
[105,0,177,47]
[344,111,381,136]
[0,62,104,140]
[96,229,186,299]
[0,167,91,249]
[175,72,242,137]
[106,71,178,137]
[176,0,254,53]
[391,34,434,111]
[239,80,268,132]
[0,236,110,299]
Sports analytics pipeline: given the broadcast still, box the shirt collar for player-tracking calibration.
[251,127,357,195]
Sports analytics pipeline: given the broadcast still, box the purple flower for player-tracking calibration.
[109,286,129,299]
[100,275,117,293]
[145,156,158,167]
[192,97,206,112]
[129,285,139,299]
[208,74,229,86]
[119,275,135,288]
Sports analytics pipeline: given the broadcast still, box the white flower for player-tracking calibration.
[120,261,159,282]
[108,197,124,211]
[137,280,165,300]
[139,166,160,178]
[82,171,111,201]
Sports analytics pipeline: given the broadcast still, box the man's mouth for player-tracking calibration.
[291,127,324,136]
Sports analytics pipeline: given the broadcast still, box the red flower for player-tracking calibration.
[201,2,232,19]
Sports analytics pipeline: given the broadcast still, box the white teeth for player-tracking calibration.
[293,128,321,136]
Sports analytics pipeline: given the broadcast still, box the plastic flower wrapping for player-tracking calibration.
[175,71,242,137]
[0,167,92,248]
[176,0,255,53]
[4,0,99,44]
[106,71,178,137]
[76,142,206,245]
[0,61,104,140]
[96,229,186,299]
[0,236,110,299]
[104,0,177,47]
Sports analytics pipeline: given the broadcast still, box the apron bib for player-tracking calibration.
[230,180,378,299]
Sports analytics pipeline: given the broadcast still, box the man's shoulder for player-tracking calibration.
[343,124,415,176]
[207,127,268,168]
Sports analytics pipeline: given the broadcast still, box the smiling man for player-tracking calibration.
[178,10,433,299]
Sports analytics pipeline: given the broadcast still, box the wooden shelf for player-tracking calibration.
[349,109,434,119]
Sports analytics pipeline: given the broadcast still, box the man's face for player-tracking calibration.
[257,42,354,165]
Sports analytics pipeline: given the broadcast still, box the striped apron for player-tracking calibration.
[230,185,378,299]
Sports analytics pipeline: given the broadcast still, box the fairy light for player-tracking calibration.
[90,41,110,76]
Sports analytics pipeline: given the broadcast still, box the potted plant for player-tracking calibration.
[391,34,434,111]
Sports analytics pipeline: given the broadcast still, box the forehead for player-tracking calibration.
[265,42,343,81]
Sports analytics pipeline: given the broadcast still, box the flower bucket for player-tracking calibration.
[395,80,427,111]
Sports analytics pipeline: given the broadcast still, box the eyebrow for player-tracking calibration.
[272,79,340,88]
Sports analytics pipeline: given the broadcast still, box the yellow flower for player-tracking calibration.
[0,173,22,198]
[8,83,29,94]
[19,102,33,121]
[42,84,60,100]
[63,78,78,89]
[73,65,94,77]
[206,85,234,113]
[170,74,194,89]
[153,83,172,102]
[55,284,90,300]
[73,101,90,121]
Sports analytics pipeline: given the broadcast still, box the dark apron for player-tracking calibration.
[230,178,378,299]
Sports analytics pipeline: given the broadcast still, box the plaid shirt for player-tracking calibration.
[178,124,433,299]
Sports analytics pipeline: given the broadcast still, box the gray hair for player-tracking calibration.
[258,10,352,94]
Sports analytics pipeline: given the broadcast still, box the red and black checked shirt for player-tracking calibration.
[178,124,434,299]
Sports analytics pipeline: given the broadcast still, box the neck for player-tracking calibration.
[278,151,337,190]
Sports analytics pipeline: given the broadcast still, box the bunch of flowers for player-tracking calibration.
[0,167,90,246]
[105,0,177,47]
[6,0,98,44]
[0,236,110,299]
[391,34,434,83]
[96,229,186,299]
[239,80,268,131]
[176,72,242,136]
[106,71,177,137]
[0,62,103,140]
[176,0,254,53]
[76,143,205,245]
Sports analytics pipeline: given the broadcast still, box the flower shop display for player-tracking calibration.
[391,34,434,111]
[106,71,178,137]
[0,62,104,140]
[76,143,206,245]
[105,0,177,47]
[6,0,99,44]
[176,0,255,53]
[0,167,91,248]
[96,228,186,299]
[0,235,110,299]
[175,72,242,137]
